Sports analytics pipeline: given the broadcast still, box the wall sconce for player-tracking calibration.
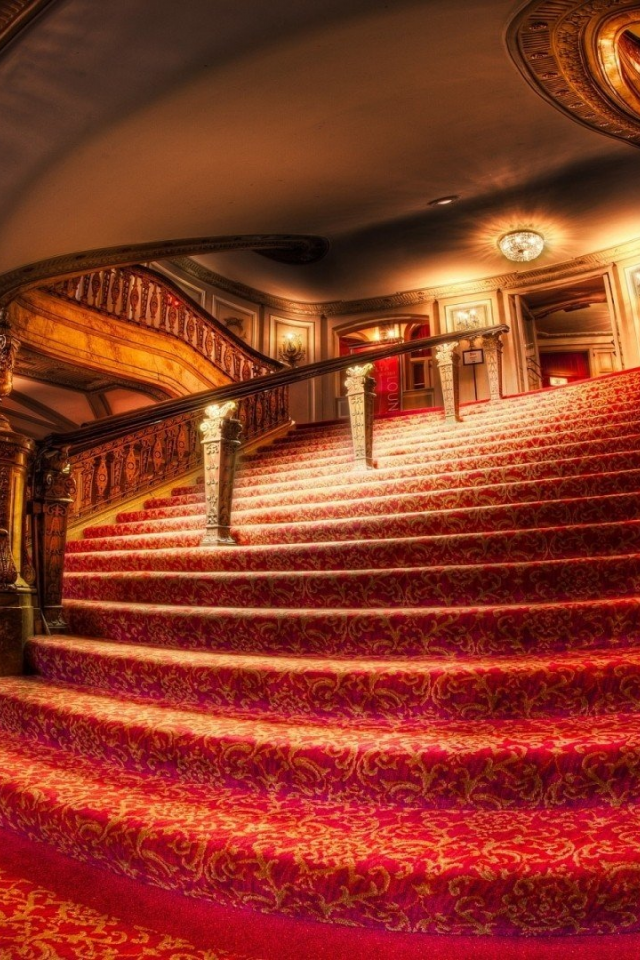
[454,308,481,332]
[279,332,306,367]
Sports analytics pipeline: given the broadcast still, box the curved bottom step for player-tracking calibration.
[3,732,640,938]
[4,825,640,960]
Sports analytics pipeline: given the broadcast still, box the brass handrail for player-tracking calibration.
[45,324,509,455]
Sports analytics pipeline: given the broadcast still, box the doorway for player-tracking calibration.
[516,275,619,391]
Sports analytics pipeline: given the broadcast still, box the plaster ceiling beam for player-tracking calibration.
[86,391,112,420]
[9,389,79,430]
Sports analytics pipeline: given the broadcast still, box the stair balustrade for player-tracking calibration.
[0,319,507,639]
[45,265,278,384]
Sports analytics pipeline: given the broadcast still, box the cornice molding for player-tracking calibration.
[507,0,640,148]
[168,235,640,318]
[0,234,329,307]
[0,0,57,54]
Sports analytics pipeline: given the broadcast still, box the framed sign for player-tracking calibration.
[463,348,484,365]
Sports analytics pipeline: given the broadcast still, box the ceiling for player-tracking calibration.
[1,349,167,439]
[1,0,640,303]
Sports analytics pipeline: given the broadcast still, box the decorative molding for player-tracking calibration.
[0,0,57,55]
[0,234,329,307]
[507,0,640,148]
[170,236,640,318]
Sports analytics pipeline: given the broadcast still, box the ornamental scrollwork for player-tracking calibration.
[200,401,238,440]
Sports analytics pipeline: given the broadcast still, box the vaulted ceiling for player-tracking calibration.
[1,0,640,302]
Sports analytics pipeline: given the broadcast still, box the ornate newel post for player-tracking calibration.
[345,363,376,470]
[482,331,504,402]
[435,342,461,423]
[200,401,242,545]
[0,311,36,669]
[31,446,77,632]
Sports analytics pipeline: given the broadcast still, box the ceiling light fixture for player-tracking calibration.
[428,195,460,206]
[498,230,545,262]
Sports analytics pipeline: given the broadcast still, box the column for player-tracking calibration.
[31,446,77,632]
[345,363,376,470]
[200,401,243,545]
[0,311,36,667]
[435,342,461,422]
[482,331,504,402]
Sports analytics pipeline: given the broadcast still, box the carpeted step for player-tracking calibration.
[2,676,640,809]
[152,449,640,513]
[63,596,640,658]
[239,415,640,478]
[244,404,640,465]
[102,467,640,530]
[63,520,640,574]
[24,635,640,723]
[63,553,640,609]
[68,490,640,551]
[1,732,640,934]
[231,431,640,491]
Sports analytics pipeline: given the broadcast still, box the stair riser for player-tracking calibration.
[251,399,640,450]
[231,432,640,491]
[1,739,640,935]
[24,638,640,723]
[64,522,640,574]
[63,555,640,609]
[72,492,640,549]
[247,406,640,466]
[105,470,640,530]
[266,400,640,456]
[64,597,640,659]
[241,418,640,477]
[2,688,640,809]
[151,449,640,512]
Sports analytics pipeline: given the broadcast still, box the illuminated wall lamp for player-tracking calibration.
[279,332,306,367]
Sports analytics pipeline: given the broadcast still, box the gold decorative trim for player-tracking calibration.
[169,235,640,317]
[507,0,640,148]
[0,0,57,54]
[0,234,329,307]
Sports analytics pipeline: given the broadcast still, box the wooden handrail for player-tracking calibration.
[45,325,509,455]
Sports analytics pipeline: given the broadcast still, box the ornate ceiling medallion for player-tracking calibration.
[507,0,640,148]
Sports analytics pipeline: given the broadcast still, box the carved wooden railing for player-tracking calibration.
[29,324,508,627]
[65,384,289,523]
[44,265,278,382]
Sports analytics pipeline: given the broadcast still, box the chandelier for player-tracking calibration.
[498,230,545,262]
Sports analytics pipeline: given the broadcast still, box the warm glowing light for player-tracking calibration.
[429,195,460,206]
[279,332,305,367]
[498,230,545,262]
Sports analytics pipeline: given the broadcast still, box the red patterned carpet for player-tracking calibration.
[5,370,640,955]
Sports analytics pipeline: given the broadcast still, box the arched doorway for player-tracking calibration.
[337,318,434,416]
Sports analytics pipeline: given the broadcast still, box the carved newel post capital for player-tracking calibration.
[32,445,78,633]
[435,342,461,423]
[481,331,504,402]
[200,401,243,546]
[345,363,376,471]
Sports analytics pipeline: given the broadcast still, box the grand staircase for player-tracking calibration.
[3,369,640,945]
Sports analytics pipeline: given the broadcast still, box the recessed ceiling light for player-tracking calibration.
[428,195,460,206]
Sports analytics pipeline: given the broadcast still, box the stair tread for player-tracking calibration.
[6,675,640,747]
[64,519,640,572]
[27,632,640,673]
[2,727,640,852]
